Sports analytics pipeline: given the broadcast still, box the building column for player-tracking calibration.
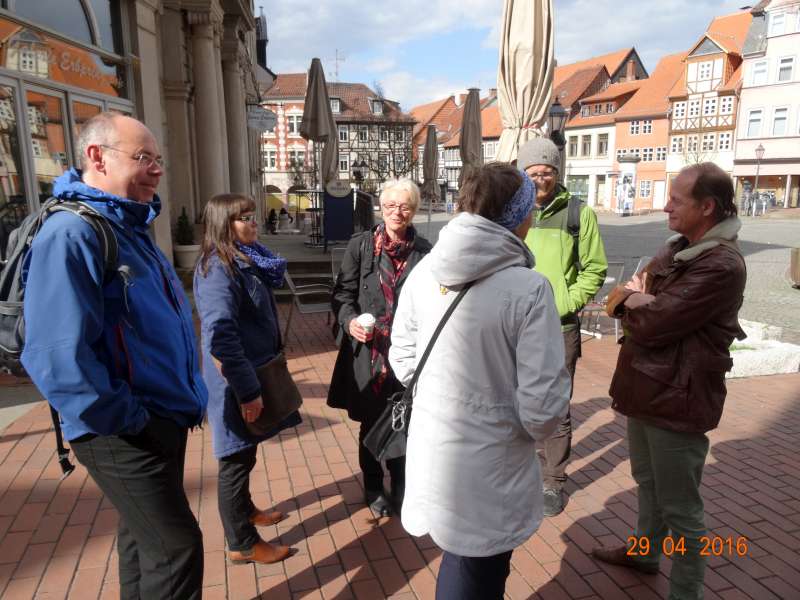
[133,0,172,257]
[213,29,230,189]
[785,173,792,209]
[161,3,196,224]
[222,19,249,194]
[189,12,226,206]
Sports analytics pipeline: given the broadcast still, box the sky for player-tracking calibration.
[256,0,750,111]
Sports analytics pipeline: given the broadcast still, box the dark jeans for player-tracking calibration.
[435,550,513,600]
[358,419,405,493]
[542,325,581,490]
[218,444,261,551]
[71,415,203,600]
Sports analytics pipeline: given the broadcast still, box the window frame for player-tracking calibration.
[629,120,640,135]
[338,152,349,173]
[769,11,786,36]
[718,132,732,150]
[642,120,652,134]
[639,180,652,198]
[330,98,341,113]
[752,60,768,86]
[597,133,608,157]
[746,108,763,137]
[777,56,795,83]
[772,106,789,136]
[338,124,348,142]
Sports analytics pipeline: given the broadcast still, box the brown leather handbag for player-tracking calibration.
[246,352,303,436]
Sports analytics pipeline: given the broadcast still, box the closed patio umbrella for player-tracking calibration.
[422,124,438,236]
[495,0,555,163]
[300,58,338,185]
[458,88,482,187]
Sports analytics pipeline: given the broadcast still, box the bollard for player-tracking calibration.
[791,248,800,289]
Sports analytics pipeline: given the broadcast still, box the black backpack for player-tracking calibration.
[0,197,119,478]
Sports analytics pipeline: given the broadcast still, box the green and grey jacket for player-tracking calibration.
[524,185,608,330]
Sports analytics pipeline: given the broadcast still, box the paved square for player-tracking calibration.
[0,310,798,599]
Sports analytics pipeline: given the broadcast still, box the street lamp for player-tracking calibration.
[753,143,765,216]
[548,99,569,182]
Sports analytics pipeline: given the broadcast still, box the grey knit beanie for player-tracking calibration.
[517,137,560,172]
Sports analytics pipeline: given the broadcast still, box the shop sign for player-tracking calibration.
[247,106,276,132]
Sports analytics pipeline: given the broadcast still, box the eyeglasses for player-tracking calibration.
[235,214,257,223]
[382,203,412,214]
[527,170,555,181]
[100,145,164,169]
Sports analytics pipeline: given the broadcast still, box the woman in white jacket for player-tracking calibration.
[389,163,571,599]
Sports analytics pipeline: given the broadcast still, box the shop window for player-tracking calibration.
[15,0,93,46]
[72,100,101,141]
[0,86,29,258]
[27,90,69,201]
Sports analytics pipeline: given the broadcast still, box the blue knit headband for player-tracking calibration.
[494,170,536,231]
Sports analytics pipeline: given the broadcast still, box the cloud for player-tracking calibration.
[378,71,469,111]
[552,0,748,70]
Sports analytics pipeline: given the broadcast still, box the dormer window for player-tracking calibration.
[371,100,383,115]
[330,98,341,113]
[581,105,590,117]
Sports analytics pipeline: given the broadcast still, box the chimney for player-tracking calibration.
[488,88,497,99]
[626,59,636,81]
[455,93,465,106]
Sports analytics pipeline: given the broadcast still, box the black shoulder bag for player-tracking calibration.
[363,281,473,462]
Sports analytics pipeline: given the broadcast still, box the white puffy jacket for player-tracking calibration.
[389,212,570,557]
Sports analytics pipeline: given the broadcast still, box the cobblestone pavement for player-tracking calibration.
[415,211,800,343]
[0,310,798,599]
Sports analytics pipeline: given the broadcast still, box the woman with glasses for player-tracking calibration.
[194,194,300,565]
[327,179,432,517]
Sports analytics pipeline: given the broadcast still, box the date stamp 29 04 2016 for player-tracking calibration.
[627,536,749,557]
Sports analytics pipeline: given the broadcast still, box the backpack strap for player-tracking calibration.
[44,200,119,284]
[566,196,583,273]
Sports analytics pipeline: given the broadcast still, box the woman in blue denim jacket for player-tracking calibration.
[194,194,300,565]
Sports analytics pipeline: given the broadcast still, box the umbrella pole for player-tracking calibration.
[427,188,432,238]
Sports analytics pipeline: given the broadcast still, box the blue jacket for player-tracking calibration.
[194,254,300,459]
[21,168,208,441]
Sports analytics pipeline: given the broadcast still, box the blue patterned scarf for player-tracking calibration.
[235,242,287,288]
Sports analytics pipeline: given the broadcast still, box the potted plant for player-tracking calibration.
[173,207,200,269]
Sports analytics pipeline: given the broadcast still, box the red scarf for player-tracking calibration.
[370,224,415,393]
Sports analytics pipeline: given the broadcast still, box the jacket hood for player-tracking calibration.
[669,216,741,262]
[429,212,534,286]
[53,168,161,229]
[538,184,570,219]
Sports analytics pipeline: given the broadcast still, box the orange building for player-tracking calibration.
[612,53,686,212]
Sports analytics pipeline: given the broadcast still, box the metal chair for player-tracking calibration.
[282,272,332,341]
[579,261,625,340]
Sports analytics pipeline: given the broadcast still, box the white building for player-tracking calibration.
[733,0,800,208]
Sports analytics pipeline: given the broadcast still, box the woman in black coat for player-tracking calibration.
[328,179,432,517]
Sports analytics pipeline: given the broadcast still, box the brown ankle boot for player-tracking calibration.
[249,508,285,527]
[228,540,292,565]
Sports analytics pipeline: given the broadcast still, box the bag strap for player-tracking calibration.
[404,281,473,404]
[566,196,583,272]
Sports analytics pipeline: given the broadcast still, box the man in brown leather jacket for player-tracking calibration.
[591,163,746,600]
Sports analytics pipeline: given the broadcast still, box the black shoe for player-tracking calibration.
[542,487,564,517]
[365,489,392,517]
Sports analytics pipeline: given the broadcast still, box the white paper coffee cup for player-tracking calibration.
[356,313,376,334]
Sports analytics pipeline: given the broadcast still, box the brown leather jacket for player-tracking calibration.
[606,219,746,433]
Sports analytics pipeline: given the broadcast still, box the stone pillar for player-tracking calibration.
[222,20,249,194]
[213,30,230,189]
[785,173,792,209]
[161,4,195,224]
[189,13,226,206]
[133,0,173,258]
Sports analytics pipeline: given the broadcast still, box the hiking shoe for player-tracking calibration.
[591,545,659,574]
[542,487,564,517]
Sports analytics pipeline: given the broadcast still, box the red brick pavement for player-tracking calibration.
[0,312,799,599]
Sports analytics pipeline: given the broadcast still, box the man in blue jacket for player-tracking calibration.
[22,112,208,600]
